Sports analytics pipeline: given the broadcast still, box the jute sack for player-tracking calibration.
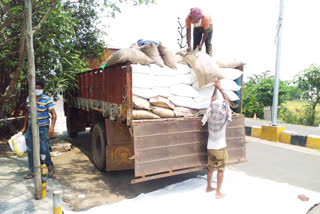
[139,43,164,67]
[220,68,242,80]
[133,110,160,119]
[132,95,151,110]
[152,107,175,118]
[225,90,240,101]
[133,87,156,99]
[150,96,176,109]
[158,42,178,69]
[174,107,198,117]
[129,42,139,48]
[216,58,244,68]
[170,84,199,98]
[169,95,199,109]
[106,48,153,66]
[152,87,170,98]
[183,50,223,88]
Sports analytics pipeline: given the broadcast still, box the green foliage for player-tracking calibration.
[279,102,320,126]
[0,0,154,117]
[295,65,320,126]
[278,103,301,125]
[243,71,296,119]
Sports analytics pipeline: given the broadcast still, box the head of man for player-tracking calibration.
[189,7,203,23]
[35,80,44,97]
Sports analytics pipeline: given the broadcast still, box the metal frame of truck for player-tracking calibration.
[64,62,246,183]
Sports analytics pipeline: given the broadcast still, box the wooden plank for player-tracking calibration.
[135,141,207,162]
[135,130,207,149]
[135,153,207,176]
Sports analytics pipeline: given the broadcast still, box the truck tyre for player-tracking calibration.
[92,121,107,171]
[66,116,78,138]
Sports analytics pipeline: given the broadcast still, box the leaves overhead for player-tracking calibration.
[0,0,154,117]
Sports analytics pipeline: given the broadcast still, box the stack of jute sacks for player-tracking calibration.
[105,42,244,119]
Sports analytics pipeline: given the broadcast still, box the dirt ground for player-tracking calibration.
[50,131,205,211]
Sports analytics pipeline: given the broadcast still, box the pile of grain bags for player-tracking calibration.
[131,62,243,119]
[132,63,199,119]
[104,42,244,119]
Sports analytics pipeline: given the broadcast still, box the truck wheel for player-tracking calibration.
[66,116,78,138]
[92,121,107,171]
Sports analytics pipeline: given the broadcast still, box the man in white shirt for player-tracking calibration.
[201,79,232,199]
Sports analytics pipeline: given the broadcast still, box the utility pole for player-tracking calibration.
[271,0,284,126]
[24,0,42,199]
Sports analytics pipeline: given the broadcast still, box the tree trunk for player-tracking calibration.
[24,0,42,200]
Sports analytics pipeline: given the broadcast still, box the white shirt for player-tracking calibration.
[207,121,227,150]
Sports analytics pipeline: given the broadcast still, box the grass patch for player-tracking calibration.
[285,100,320,116]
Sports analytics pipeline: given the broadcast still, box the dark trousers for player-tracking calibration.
[25,126,54,172]
[193,24,213,56]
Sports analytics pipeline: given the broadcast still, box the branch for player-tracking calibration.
[0,0,13,17]
[0,14,21,33]
[0,1,24,33]
[32,0,57,34]
[0,36,19,47]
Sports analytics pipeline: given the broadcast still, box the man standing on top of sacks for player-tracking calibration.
[186,7,213,56]
[201,79,232,199]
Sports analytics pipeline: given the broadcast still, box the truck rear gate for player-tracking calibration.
[131,114,245,183]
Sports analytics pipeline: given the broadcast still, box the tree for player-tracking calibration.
[243,71,294,118]
[0,0,154,119]
[296,65,320,126]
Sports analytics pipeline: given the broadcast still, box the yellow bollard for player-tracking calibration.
[41,163,46,198]
[53,190,63,214]
[253,113,257,120]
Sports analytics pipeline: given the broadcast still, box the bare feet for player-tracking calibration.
[206,186,216,192]
[215,192,226,199]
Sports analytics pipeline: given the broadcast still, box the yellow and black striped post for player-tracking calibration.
[40,154,47,199]
[41,163,46,198]
[53,190,62,214]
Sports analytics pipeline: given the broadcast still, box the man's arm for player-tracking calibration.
[21,110,29,133]
[213,79,231,103]
[187,28,192,51]
[211,86,218,102]
[198,29,208,51]
[47,109,57,137]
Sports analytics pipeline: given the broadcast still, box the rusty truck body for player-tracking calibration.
[64,62,246,183]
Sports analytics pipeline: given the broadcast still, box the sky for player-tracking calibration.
[100,0,320,81]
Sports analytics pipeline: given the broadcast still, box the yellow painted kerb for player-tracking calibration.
[251,127,262,138]
[306,136,320,150]
[279,132,291,144]
[261,125,285,142]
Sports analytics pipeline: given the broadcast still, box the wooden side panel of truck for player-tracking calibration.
[64,62,246,183]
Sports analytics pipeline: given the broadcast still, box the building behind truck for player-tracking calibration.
[64,48,246,183]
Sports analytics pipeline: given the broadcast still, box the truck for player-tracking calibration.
[64,62,246,183]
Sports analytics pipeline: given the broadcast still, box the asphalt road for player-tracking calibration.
[233,137,320,192]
